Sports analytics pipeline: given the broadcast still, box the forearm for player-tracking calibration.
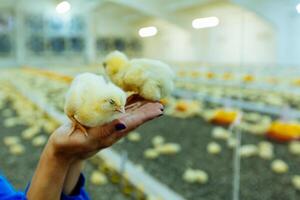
[27,143,72,200]
[63,160,84,195]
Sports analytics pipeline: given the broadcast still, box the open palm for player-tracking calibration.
[49,95,163,160]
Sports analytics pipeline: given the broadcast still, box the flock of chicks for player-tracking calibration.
[1,52,300,197]
[0,81,58,156]
[162,96,300,141]
[64,51,174,136]
[13,65,300,189]
[157,95,300,188]
[176,70,300,110]
[177,68,300,88]
[209,126,300,191]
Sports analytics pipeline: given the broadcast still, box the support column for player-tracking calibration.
[84,12,96,64]
[15,3,26,66]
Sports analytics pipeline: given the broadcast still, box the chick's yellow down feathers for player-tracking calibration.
[64,72,127,136]
[103,51,130,87]
[104,51,175,101]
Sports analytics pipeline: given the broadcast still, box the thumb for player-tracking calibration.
[54,122,73,136]
[113,102,163,135]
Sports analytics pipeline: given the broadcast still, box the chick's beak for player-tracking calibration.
[115,106,125,113]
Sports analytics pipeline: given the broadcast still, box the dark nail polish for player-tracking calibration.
[158,113,164,117]
[160,108,164,112]
[115,123,126,131]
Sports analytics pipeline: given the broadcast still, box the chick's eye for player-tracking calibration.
[109,99,115,105]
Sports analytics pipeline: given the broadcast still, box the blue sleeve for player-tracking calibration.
[0,174,90,200]
[60,174,90,200]
[0,176,27,200]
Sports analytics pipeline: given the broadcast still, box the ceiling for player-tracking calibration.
[0,0,299,29]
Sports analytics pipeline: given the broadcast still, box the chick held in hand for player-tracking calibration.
[64,73,127,136]
[103,51,175,101]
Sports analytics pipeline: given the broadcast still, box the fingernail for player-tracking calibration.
[158,113,164,117]
[115,123,126,131]
[160,108,164,112]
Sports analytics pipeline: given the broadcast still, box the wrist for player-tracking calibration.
[27,140,73,200]
[63,158,85,195]
[44,140,74,165]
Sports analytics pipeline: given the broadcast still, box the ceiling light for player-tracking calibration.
[56,1,71,14]
[138,26,158,38]
[296,3,300,13]
[192,17,219,29]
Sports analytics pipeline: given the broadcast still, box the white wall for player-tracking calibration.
[139,20,196,62]
[138,3,276,67]
[234,0,300,67]
[94,15,135,37]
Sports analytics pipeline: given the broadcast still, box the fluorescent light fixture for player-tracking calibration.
[192,17,220,29]
[138,26,158,38]
[56,1,71,14]
[297,3,300,13]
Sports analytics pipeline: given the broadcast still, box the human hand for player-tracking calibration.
[47,95,163,162]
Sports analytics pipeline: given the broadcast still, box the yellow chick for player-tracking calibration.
[183,168,208,184]
[103,51,130,87]
[103,51,175,101]
[64,72,126,136]
[90,171,108,185]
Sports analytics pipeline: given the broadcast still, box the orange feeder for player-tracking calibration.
[243,74,254,83]
[210,109,238,126]
[293,79,300,86]
[206,72,215,79]
[266,121,300,142]
[175,101,189,112]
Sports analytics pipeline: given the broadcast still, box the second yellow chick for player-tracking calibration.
[104,51,175,101]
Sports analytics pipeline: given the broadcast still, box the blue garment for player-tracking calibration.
[0,174,90,200]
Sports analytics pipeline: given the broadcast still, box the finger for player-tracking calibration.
[99,102,162,135]
[54,122,73,136]
[103,103,163,144]
[119,102,163,133]
[90,102,163,146]
[131,101,164,115]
